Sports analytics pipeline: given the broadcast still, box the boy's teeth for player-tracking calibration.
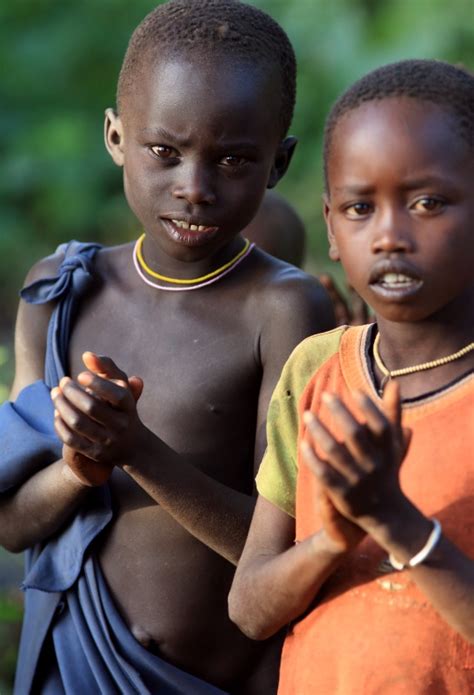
[381,273,413,285]
[171,219,209,232]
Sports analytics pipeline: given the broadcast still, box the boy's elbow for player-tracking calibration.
[0,535,26,554]
[228,588,274,641]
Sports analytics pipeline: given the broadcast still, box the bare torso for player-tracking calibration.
[63,242,329,690]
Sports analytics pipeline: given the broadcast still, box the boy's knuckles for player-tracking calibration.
[324,439,342,458]
[374,420,390,438]
[347,425,367,446]
[60,428,75,447]
[67,412,82,430]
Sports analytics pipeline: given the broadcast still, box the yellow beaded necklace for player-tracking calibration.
[373,332,474,385]
[135,233,251,285]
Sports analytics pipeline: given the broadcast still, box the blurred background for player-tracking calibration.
[0,0,473,690]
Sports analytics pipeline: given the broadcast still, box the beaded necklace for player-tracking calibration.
[133,233,255,292]
[373,332,474,390]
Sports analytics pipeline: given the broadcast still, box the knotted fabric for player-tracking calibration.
[0,241,112,592]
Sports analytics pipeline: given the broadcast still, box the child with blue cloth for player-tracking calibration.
[0,2,334,693]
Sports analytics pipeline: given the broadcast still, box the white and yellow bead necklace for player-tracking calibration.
[133,233,255,291]
[373,332,474,389]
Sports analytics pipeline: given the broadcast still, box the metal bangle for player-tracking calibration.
[388,518,442,571]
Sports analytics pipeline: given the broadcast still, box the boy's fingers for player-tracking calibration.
[402,426,412,458]
[53,391,113,444]
[319,393,376,470]
[300,440,347,494]
[303,411,359,483]
[381,379,401,426]
[57,378,130,426]
[347,286,368,325]
[54,415,102,460]
[128,376,144,402]
[319,274,350,326]
[82,352,129,382]
[74,373,134,411]
[353,391,392,441]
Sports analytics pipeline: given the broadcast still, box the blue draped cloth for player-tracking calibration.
[1,241,227,694]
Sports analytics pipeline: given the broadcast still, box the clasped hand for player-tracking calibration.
[51,352,145,486]
[301,381,412,543]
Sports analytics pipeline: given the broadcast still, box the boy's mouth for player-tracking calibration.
[369,261,423,298]
[377,272,420,289]
[170,219,217,233]
[161,217,220,246]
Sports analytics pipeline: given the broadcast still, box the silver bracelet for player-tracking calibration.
[388,518,442,571]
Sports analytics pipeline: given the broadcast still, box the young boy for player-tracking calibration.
[0,2,334,693]
[229,59,474,694]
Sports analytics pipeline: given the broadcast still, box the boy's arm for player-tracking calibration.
[254,274,335,469]
[53,278,335,566]
[228,495,354,640]
[0,256,92,553]
[304,382,474,644]
[54,366,257,565]
[0,462,90,553]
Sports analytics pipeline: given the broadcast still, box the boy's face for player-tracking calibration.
[106,54,294,262]
[324,97,474,323]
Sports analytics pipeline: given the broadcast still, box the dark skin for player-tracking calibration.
[229,98,474,645]
[3,53,334,693]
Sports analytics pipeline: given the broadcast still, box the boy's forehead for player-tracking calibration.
[329,97,470,179]
[121,53,282,140]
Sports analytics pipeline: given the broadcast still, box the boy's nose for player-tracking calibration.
[172,163,216,206]
[371,210,415,254]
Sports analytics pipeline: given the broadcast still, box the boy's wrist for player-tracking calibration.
[61,462,92,490]
[361,499,434,564]
[315,527,354,559]
[120,425,159,474]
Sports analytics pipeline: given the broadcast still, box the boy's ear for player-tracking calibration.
[323,193,340,261]
[267,136,297,188]
[104,108,125,166]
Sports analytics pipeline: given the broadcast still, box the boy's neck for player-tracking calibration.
[373,291,474,398]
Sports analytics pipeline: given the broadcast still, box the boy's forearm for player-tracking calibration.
[122,430,255,565]
[363,501,474,644]
[0,460,89,553]
[229,531,346,640]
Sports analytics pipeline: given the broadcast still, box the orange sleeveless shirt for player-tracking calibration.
[257,325,474,695]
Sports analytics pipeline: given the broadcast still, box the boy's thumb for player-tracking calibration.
[128,376,144,402]
[82,351,127,381]
[401,426,412,459]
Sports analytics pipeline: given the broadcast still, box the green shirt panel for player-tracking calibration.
[256,327,346,517]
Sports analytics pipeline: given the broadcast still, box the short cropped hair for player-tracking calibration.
[117,0,296,139]
[323,59,474,190]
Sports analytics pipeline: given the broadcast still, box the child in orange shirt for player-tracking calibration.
[229,59,474,694]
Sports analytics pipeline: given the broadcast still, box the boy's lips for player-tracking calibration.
[369,259,423,299]
[161,217,220,246]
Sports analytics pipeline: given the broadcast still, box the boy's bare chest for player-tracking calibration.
[68,285,261,456]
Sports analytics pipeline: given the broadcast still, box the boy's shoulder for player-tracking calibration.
[22,239,126,287]
[23,245,68,287]
[249,248,335,324]
[280,325,349,384]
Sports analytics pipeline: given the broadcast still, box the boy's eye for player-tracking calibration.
[220,155,247,167]
[150,145,179,159]
[344,202,372,218]
[411,197,444,213]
